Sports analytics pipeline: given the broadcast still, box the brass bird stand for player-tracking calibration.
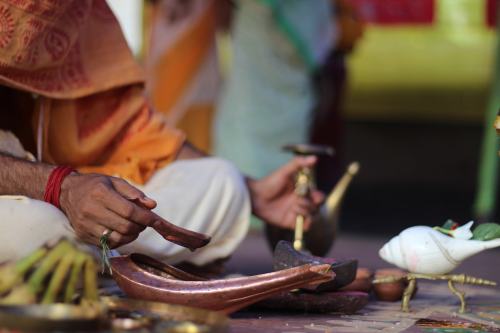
[373,273,497,313]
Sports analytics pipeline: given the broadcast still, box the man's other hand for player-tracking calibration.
[247,157,324,230]
[60,173,159,248]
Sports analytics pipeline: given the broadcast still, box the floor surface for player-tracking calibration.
[225,231,500,333]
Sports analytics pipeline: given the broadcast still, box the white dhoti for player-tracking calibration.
[0,158,250,265]
[0,196,76,262]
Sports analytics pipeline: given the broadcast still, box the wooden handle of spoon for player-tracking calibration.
[131,198,211,251]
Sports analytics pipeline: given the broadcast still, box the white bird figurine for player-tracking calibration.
[379,223,500,275]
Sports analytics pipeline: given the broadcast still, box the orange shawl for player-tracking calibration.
[0,0,184,184]
[145,0,219,152]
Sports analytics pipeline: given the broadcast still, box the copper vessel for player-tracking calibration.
[110,253,334,314]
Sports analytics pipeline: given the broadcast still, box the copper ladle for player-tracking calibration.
[110,253,334,314]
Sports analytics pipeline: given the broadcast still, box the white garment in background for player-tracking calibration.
[0,158,250,265]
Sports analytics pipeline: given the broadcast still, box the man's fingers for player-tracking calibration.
[276,157,317,193]
[271,156,318,183]
[108,232,138,249]
[110,177,157,209]
[295,196,321,215]
[102,180,210,250]
[289,156,317,173]
[297,156,317,168]
[74,229,98,246]
[102,188,157,227]
[98,209,146,236]
[132,197,157,210]
[293,205,311,219]
[303,217,313,231]
[94,225,138,249]
[282,210,312,231]
[311,190,325,206]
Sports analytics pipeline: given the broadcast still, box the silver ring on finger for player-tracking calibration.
[102,228,113,239]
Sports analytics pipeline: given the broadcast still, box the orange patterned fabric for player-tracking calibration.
[0,0,144,98]
[39,86,185,184]
[0,0,185,184]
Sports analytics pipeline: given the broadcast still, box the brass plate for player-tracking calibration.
[103,297,228,332]
[0,299,228,332]
[0,303,105,332]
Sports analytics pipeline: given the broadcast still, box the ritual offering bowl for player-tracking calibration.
[372,268,409,301]
[273,240,357,291]
[110,253,334,314]
[340,267,373,293]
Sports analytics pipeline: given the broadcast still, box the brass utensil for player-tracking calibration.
[283,144,334,251]
[102,296,228,332]
[0,303,105,332]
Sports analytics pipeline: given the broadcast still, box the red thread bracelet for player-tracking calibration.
[44,166,75,209]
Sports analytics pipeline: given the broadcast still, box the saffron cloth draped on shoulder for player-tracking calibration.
[0,0,185,185]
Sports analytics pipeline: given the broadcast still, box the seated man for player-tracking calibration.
[0,0,323,267]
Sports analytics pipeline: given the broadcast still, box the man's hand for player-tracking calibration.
[60,173,159,248]
[0,152,209,250]
[247,157,324,230]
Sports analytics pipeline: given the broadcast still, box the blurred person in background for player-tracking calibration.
[310,0,364,193]
[214,0,338,179]
[145,0,233,152]
[214,0,364,182]
[213,0,363,241]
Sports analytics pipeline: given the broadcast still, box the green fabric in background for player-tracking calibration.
[474,8,500,220]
